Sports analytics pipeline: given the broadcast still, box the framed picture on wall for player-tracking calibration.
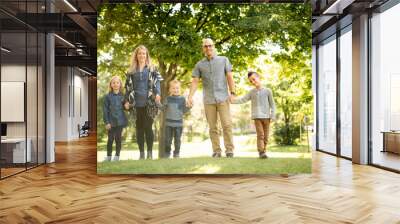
[96,3,312,175]
[1,81,25,122]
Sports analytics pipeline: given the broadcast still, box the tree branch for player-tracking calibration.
[195,8,211,32]
[196,17,210,33]
[176,69,188,80]
[216,35,232,46]
[166,63,177,77]
[195,5,206,29]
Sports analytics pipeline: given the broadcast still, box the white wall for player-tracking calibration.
[55,66,69,141]
[54,67,89,141]
[1,65,26,138]
[72,72,89,138]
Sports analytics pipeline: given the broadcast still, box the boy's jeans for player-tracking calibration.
[254,118,271,153]
[165,126,183,157]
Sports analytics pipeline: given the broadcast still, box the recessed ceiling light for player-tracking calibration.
[1,47,11,53]
[63,0,78,12]
[322,0,355,15]
[54,34,75,48]
[78,67,92,76]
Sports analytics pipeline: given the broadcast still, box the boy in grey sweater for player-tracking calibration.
[160,80,191,158]
[232,71,276,159]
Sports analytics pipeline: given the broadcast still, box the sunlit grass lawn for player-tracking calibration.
[97,141,156,151]
[97,140,310,153]
[97,157,311,174]
[97,134,311,174]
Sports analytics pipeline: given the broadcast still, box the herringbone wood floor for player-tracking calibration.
[1,136,400,224]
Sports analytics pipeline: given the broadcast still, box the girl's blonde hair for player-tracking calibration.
[108,75,124,93]
[168,79,181,95]
[128,45,154,73]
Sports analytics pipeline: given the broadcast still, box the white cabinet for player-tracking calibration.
[1,138,32,163]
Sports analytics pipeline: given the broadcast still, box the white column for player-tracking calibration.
[46,33,55,163]
[352,14,369,164]
[45,0,56,163]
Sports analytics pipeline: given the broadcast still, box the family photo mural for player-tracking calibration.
[97,3,312,174]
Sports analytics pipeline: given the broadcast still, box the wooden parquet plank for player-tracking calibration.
[0,135,400,223]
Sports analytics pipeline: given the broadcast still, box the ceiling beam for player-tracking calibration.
[66,13,97,46]
[55,55,96,74]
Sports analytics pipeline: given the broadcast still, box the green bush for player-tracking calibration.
[273,121,302,145]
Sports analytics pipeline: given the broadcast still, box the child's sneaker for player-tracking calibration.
[147,151,153,160]
[139,151,145,160]
[259,152,268,159]
[104,156,111,162]
[113,156,120,161]
[226,152,234,158]
[173,153,180,158]
[212,152,221,158]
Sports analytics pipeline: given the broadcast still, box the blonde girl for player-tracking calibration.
[103,76,128,161]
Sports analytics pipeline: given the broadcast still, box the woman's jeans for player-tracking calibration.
[136,107,154,157]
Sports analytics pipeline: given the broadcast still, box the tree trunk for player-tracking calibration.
[158,77,169,158]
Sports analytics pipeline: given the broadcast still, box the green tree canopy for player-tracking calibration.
[97,3,312,152]
[98,3,311,82]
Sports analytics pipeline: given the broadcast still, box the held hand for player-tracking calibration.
[229,94,235,104]
[105,124,111,130]
[155,95,161,104]
[186,97,193,108]
[124,102,130,110]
